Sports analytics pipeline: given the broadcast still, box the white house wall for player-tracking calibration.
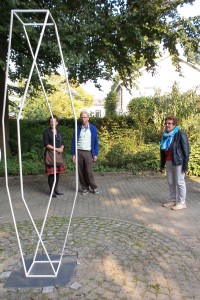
[117,55,200,114]
[116,88,132,115]
[88,105,105,117]
[136,56,200,95]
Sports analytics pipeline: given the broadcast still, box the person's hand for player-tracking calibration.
[93,155,98,162]
[72,155,76,164]
[56,147,63,153]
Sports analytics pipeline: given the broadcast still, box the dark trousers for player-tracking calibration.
[78,150,97,190]
[48,173,59,191]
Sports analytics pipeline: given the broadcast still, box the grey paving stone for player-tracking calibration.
[70,282,82,290]
[42,286,55,293]
[0,173,200,299]
[0,271,12,279]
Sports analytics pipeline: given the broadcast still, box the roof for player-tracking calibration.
[114,53,200,91]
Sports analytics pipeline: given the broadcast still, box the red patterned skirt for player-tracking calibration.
[45,163,66,175]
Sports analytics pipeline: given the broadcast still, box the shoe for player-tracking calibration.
[81,189,88,195]
[171,202,186,210]
[54,189,64,196]
[50,192,57,198]
[162,201,176,208]
[49,189,57,198]
[93,188,99,195]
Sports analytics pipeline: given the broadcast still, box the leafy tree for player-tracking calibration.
[9,75,94,120]
[104,89,118,117]
[153,83,200,127]
[1,0,200,156]
[128,82,200,131]
[128,95,155,130]
[104,74,124,116]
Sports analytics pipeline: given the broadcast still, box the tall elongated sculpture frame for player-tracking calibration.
[2,9,78,278]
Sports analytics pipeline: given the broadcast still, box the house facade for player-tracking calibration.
[87,97,105,118]
[114,54,200,115]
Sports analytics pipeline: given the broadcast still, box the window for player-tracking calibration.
[95,110,101,117]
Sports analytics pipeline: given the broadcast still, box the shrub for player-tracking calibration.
[0,115,199,177]
[189,143,200,176]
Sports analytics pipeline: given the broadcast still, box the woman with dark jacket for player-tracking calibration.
[160,115,189,210]
[43,115,65,198]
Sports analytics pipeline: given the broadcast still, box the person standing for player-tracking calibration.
[160,115,189,210]
[71,111,99,195]
[43,115,65,198]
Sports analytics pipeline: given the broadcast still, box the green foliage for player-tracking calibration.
[127,146,160,174]
[1,0,200,161]
[1,1,200,89]
[9,75,94,120]
[0,108,199,176]
[153,84,200,127]
[105,143,160,173]
[104,90,118,117]
[126,85,200,176]
[183,115,200,176]
[128,82,200,131]
[189,143,200,176]
[128,95,155,128]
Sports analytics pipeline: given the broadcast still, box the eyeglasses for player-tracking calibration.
[165,122,173,125]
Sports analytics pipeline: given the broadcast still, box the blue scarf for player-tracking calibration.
[160,126,179,151]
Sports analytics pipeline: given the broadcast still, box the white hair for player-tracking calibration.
[80,110,89,117]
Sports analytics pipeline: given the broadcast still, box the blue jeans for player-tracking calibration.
[166,161,186,203]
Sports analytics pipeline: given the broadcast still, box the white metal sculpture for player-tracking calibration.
[2,9,78,278]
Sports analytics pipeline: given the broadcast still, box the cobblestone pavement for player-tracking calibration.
[0,172,200,299]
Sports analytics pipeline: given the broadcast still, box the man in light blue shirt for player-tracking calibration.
[72,111,99,195]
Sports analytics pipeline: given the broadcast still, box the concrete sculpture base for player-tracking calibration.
[4,254,77,288]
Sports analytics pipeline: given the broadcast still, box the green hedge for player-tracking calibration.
[0,116,199,176]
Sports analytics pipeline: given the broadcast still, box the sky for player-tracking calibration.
[177,0,200,17]
[81,79,112,99]
[82,0,200,98]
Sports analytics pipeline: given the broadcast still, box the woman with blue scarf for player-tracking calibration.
[160,115,189,210]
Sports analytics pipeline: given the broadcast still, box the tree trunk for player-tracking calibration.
[0,44,10,160]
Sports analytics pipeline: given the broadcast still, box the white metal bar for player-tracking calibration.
[2,9,55,278]
[3,9,78,278]
[14,11,57,277]
[51,15,79,276]
[34,260,60,263]
[13,12,24,26]
[31,115,57,275]
[18,11,49,117]
[14,118,57,276]
[15,11,57,276]
[23,15,58,275]
[2,10,28,277]
[23,23,54,26]
[22,25,53,116]
[27,276,57,278]
[12,9,49,13]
